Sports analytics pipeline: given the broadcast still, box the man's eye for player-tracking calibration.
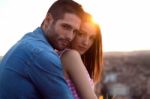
[73,30,79,35]
[62,24,71,30]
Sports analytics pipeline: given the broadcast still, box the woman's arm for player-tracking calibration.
[61,50,97,99]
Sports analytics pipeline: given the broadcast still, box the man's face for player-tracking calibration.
[46,13,81,51]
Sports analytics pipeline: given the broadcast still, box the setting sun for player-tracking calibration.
[0,0,150,56]
[77,0,150,52]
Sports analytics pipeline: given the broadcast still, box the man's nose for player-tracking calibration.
[65,31,75,41]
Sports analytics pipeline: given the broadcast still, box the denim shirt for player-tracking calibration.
[0,27,73,99]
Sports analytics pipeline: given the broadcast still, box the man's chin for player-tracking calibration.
[56,46,66,51]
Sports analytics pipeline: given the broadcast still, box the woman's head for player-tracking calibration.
[70,12,103,82]
[70,16,97,55]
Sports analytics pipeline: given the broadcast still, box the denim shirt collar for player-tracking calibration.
[34,27,54,50]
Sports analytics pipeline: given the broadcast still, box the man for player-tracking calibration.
[0,0,85,99]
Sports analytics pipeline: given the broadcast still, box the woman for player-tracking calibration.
[60,12,103,99]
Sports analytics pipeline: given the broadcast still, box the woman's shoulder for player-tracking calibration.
[61,49,80,58]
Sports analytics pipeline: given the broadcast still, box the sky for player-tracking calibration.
[0,0,150,56]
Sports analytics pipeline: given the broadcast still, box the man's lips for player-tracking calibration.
[61,40,69,46]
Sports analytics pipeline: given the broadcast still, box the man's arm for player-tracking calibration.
[26,49,73,99]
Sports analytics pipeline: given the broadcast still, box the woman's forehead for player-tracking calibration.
[80,22,97,35]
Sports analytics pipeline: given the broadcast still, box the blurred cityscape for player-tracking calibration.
[95,50,150,99]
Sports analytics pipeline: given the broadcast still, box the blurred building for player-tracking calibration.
[95,51,150,99]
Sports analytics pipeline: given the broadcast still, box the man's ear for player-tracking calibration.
[45,13,53,27]
[46,13,53,22]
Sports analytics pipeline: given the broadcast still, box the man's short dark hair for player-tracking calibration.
[47,0,84,20]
